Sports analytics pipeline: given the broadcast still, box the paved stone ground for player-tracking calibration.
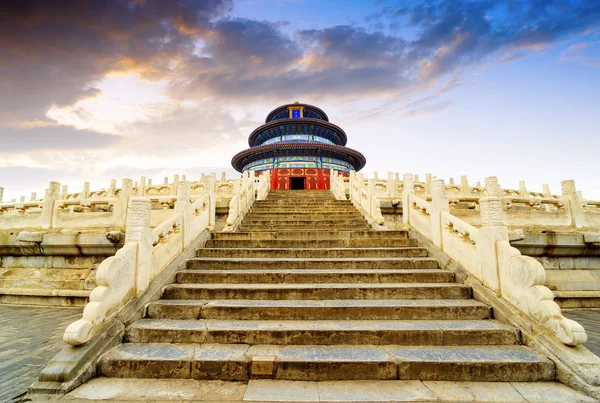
[564,309,600,358]
[0,305,82,403]
[56,378,597,402]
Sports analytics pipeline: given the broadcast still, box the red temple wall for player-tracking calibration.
[262,168,349,190]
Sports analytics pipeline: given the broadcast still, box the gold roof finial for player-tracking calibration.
[294,101,299,104]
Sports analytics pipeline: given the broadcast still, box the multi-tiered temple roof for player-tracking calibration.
[231,102,366,173]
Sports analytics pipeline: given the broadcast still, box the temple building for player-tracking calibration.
[231,102,366,190]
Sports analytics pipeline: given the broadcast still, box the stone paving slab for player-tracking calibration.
[53,378,597,402]
[563,309,600,358]
[0,305,82,403]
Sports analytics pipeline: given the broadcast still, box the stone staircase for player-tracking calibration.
[96,190,556,384]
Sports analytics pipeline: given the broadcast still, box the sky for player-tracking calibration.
[0,0,599,201]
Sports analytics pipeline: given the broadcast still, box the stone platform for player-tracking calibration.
[0,305,82,403]
[564,309,600,357]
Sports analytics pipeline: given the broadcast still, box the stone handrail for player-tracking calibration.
[346,172,600,231]
[349,171,384,228]
[407,193,432,240]
[403,174,587,346]
[63,181,214,345]
[224,171,269,231]
[330,171,347,200]
[254,171,270,201]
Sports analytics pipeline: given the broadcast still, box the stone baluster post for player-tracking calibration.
[147,179,152,186]
[461,175,470,196]
[477,196,508,293]
[357,173,366,211]
[373,171,379,181]
[519,181,529,198]
[172,175,180,195]
[349,171,356,203]
[430,179,449,248]
[367,178,375,217]
[116,179,134,227]
[542,184,552,198]
[30,192,36,201]
[41,181,60,228]
[425,173,432,195]
[203,173,217,228]
[19,196,25,202]
[80,182,90,200]
[220,172,226,182]
[0,187,3,203]
[449,178,455,185]
[107,180,117,198]
[402,174,415,225]
[226,178,241,226]
[139,176,146,196]
[562,180,585,228]
[485,176,502,198]
[175,181,192,247]
[125,197,153,294]
[387,172,396,198]
[61,185,68,200]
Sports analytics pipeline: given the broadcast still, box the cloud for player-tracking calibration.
[2,0,598,127]
[0,125,121,153]
[0,0,233,125]
[0,0,599,197]
[561,41,600,67]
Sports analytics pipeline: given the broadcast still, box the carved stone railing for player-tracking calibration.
[63,181,214,346]
[349,171,384,228]
[341,172,599,231]
[223,171,269,232]
[330,171,347,201]
[403,173,587,346]
[0,173,226,232]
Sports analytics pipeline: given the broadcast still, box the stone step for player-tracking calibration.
[0,287,90,306]
[258,198,343,202]
[245,214,363,221]
[241,219,368,226]
[251,204,356,209]
[256,205,346,209]
[162,283,471,300]
[205,238,419,248]
[125,319,519,345]
[249,208,360,214]
[98,343,553,382]
[212,231,409,241]
[196,247,429,259]
[246,212,362,218]
[383,345,555,381]
[146,299,492,320]
[553,290,600,309]
[63,378,598,402]
[176,269,453,284]
[238,225,372,232]
[186,257,439,270]
[252,204,355,208]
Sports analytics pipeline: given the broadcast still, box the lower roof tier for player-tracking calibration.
[244,156,354,172]
[231,143,366,172]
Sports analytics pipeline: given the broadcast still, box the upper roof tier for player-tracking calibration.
[265,103,329,123]
[248,118,347,147]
